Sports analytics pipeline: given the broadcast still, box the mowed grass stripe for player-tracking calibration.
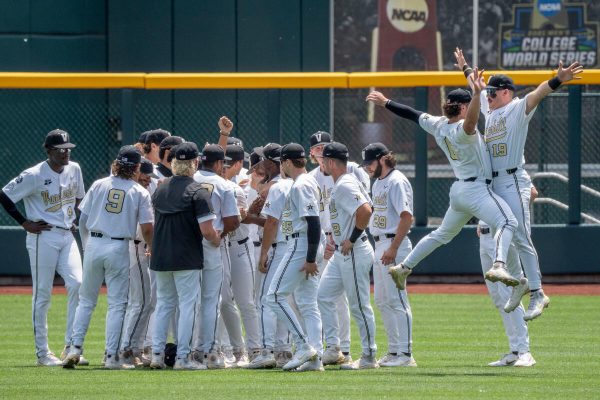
[0,293,598,400]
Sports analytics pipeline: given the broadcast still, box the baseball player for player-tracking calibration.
[368,71,518,293]
[63,145,154,369]
[154,136,184,179]
[317,141,378,370]
[456,49,583,319]
[142,129,171,164]
[216,115,250,185]
[149,142,221,370]
[0,129,85,366]
[362,142,417,367]
[309,131,370,365]
[265,143,324,372]
[192,144,240,368]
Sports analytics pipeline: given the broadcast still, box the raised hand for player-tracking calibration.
[556,61,584,83]
[365,91,388,107]
[454,47,468,70]
[218,116,234,135]
[470,67,486,94]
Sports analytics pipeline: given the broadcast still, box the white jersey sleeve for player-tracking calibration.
[330,174,371,244]
[3,170,36,204]
[418,113,447,136]
[261,177,293,243]
[347,162,370,192]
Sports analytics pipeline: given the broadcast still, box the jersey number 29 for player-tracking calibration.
[105,189,125,214]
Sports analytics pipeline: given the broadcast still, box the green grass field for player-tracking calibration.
[0,292,598,399]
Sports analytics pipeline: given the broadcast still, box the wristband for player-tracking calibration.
[462,64,470,71]
[463,68,473,79]
[548,76,562,91]
[349,227,364,243]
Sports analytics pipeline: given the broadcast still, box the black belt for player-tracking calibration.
[91,232,125,241]
[492,167,518,178]
[334,235,368,250]
[373,233,395,242]
[272,243,278,249]
[480,227,490,235]
[253,241,262,247]
[285,232,301,240]
[229,237,249,246]
[455,177,492,184]
[53,225,71,231]
[134,239,142,245]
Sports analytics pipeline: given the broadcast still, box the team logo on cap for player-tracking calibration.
[60,132,68,142]
[315,133,321,143]
[362,150,366,160]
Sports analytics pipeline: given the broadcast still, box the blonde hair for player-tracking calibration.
[172,159,197,177]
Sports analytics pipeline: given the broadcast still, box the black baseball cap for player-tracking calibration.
[447,89,472,104]
[322,142,349,161]
[173,142,199,161]
[227,136,244,149]
[44,129,76,149]
[226,144,245,162]
[137,131,149,144]
[247,147,262,174]
[276,143,306,161]
[256,143,282,162]
[116,145,142,165]
[362,142,390,165]
[486,74,516,91]
[201,144,230,162]
[310,131,332,148]
[140,158,158,178]
[144,129,171,145]
[160,136,184,149]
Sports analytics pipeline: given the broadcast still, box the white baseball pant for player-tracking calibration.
[492,170,542,290]
[151,269,200,358]
[318,238,377,356]
[266,236,323,355]
[120,240,154,352]
[320,257,351,353]
[403,181,517,269]
[143,269,157,349]
[70,236,129,356]
[26,228,82,357]
[480,227,529,353]
[373,236,413,355]
[219,239,245,352]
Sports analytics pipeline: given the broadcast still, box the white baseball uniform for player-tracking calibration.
[479,221,529,353]
[481,92,543,290]
[2,161,85,358]
[257,175,294,352]
[318,173,377,357]
[192,169,239,354]
[370,169,414,355]
[401,114,518,272]
[71,175,153,356]
[266,172,323,356]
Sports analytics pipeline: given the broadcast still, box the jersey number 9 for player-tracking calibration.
[105,189,125,214]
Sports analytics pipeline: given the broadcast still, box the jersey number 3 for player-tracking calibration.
[105,189,125,214]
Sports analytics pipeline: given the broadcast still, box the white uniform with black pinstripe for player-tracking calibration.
[370,170,414,356]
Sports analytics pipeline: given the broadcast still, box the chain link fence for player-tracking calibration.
[1,85,599,226]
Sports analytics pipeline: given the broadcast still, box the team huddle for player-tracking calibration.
[0,51,583,371]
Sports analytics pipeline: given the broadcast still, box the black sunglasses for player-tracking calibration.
[486,87,498,98]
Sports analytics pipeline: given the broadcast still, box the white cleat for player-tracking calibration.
[205,351,226,369]
[244,349,276,369]
[513,352,536,367]
[232,351,249,368]
[61,346,82,369]
[488,352,518,367]
[60,345,88,366]
[293,357,324,372]
[504,278,530,313]
[484,262,519,287]
[275,351,293,369]
[105,354,135,370]
[223,349,236,368]
[524,290,550,321]
[340,354,379,370]
[282,344,317,371]
[38,352,63,367]
[321,346,345,366]
[378,353,417,367]
[388,264,412,290]
[174,356,207,370]
[150,352,166,369]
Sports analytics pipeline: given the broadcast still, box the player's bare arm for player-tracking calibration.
[222,215,240,235]
[140,223,153,256]
[381,211,413,266]
[200,219,221,247]
[217,115,234,149]
[259,216,279,273]
[454,47,475,90]
[463,67,485,135]
[525,61,584,114]
[341,203,372,256]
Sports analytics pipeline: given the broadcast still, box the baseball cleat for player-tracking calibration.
[484,262,519,287]
[104,353,135,370]
[282,344,317,371]
[190,350,205,365]
[223,349,236,368]
[61,346,82,368]
[378,353,417,367]
[513,352,536,367]
[150,352,166,369]
[341,354,353,365]
[205,351,226,369]
[293,357,324,372]
[233,351,249,368]
[248,348,262,362]
[388,264,411,290]
[321,346,345,365]
[488,352,518,367]
[77,355,90,366]
[275,351,293,368]
[38,352,63,367]
[174,356,207,370]
[340,354,379,370]
[60,345,89,366]
[524,290,550,321]
[244,349,276,369]
[504,278,530,313]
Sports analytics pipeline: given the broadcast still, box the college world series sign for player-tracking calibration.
[499,0,599,69]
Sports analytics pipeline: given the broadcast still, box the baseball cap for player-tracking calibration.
[173,142,199,161]
[486,74,516,91]
[362,142,390,165]
[227,136,244,149]
[255,143,282,162]
[201,144,230,162]
[446,89,472,104]
[116,145,142,165]
[310,131,332,148]
[247,147,262,174]
[276,143,306,161]
[226,144,245,162]
[44,129,76,149]
[160,136,184,149]
[140,158,158,178]
[144,129,171,145]
[322,142,349,161]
